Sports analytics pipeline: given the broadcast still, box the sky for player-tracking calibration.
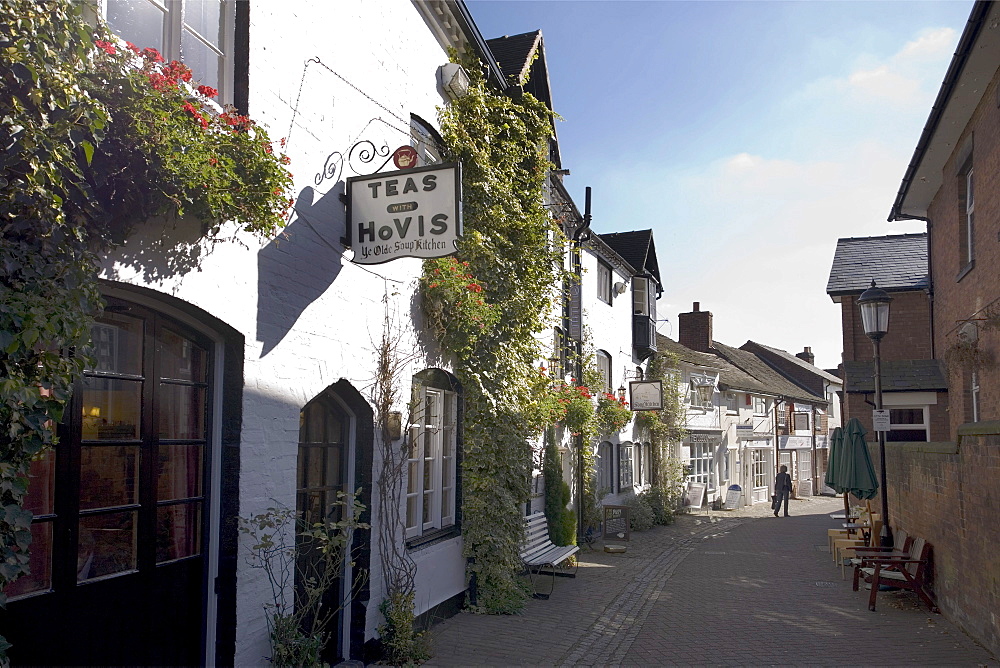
[466,0,973,371]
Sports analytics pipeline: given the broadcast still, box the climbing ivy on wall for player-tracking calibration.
[636,350,688,493]
[0,2,291,653]
[424,51,566,613]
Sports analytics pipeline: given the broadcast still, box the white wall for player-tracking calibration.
[99,1,467,662]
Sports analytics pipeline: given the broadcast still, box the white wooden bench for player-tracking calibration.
[520,511,579,599]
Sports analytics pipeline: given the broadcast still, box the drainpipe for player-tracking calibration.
[811,403,817,495]
[573,188,592,543]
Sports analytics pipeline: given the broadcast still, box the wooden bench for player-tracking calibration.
[851,535,938,613]
[520,511,579,599]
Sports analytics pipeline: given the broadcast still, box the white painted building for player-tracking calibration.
[5,1,518,665]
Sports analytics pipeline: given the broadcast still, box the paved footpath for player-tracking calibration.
[424,495,999,667]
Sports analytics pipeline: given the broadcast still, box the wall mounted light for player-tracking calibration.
[613,281,627,295]
[437,63,470,101]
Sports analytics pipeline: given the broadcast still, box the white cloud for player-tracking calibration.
[846,27,956,105]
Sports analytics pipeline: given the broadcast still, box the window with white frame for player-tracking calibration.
[618,442,634,490]
[725,392,737,413]
[597,261,612,304]
[103,0,236,104]
[961,163,975,267]
[972,370,981,422]
[751,449,767,489]
[595,350,612,394]
[411,114,442,166]
[886,407,929,442]
[406,377,458,540]
[632,277,649,315]
[793,412,810,432]
[753,396,768,415]
[686,441,714,487]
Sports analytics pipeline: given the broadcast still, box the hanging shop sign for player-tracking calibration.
[735,424,755,439]
[629,380,663,411]
[346,162,462,265]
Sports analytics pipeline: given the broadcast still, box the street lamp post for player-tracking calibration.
[857,280,894,547]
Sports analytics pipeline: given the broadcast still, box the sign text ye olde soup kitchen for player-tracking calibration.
[346,162,462,265]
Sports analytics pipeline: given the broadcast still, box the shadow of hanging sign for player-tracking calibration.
[346,162,462,265]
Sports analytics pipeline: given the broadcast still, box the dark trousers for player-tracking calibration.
[774,489,789,516]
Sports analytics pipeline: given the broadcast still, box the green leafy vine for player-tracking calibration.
[422,50,567,613]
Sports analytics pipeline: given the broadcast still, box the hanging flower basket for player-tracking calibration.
[596,392,632,435]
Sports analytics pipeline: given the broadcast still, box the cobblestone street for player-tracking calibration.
[424,496,999,667]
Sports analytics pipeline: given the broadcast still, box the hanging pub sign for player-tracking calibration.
[629,380,663,411]
[346,161,462,265]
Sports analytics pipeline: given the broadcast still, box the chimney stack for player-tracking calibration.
[679,301,713,352]
[796,346,815,365]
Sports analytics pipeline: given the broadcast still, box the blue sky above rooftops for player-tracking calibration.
[466,0,971,370]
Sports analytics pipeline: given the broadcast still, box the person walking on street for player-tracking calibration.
[773,465,792,517]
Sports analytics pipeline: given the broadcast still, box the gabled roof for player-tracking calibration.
[712,342,826,404]
[743,341,842,385]
[826,233,928,300]
[843,360,949,393]
[657,335,770,395]
[485,30,560,167]
[657,336,825,405]
[599,230,662,288]
[890,1,997,221]
[486,31,541,87]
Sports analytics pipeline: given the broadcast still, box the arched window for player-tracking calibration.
[597,441,614,493]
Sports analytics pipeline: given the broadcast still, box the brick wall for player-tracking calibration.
[840,292,933,364]
[867,426,1000,657]
[678,302,713,352]
[926,66,1000,435]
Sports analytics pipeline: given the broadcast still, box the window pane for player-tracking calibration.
[887,429,928,442]
[78,511,137,581]
[304,446,324,489]
[181,29,221,92]
[158,383,206,440]
[407,461,418,494]
[106,0,165,54]
[156,502,202,563]
[889,409,923,425]
[24,450,55,516]
[157,445,203,501]
[80,445,139,510]
[406,496,418,530]
[90,315,144,375]
[183,0,222,47]
[633,279,648,315]
[157,328,207,382]
[4,522,52,599]
[82,377,141,440]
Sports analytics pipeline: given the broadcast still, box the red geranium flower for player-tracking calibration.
[94,40,116,55]
[197,85,218,98]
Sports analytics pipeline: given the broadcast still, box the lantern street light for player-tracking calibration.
[857,280,893,547]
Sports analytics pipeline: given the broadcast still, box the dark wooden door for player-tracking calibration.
[2,301,212,666]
